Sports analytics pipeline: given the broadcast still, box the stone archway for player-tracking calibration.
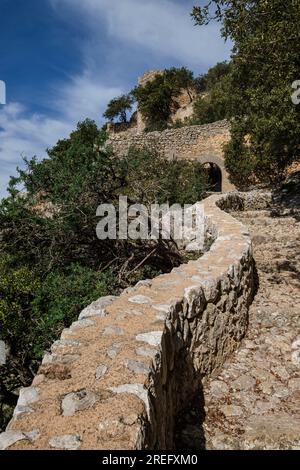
[203,162,222,192]
[196,155,234,193]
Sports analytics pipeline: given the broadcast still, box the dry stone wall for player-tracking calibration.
[0,192,256,451]
[107,120,234,192]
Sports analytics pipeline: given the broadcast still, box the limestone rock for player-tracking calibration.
[79,296,117,320]
[107,343,123,359]
[103,326,124,336]
[110,384,149,417]
[61,390,98,417]
[210,380,229,398]
[98,419,125,439]
[95,365,108,380]
[124,359,150,375]
[136,346,156,358]
[49,434,82,450]
[136,331,163,347]
[0,431,27,450]
[128,295,152,304]
[69,319,95,331]
[18,387,39,407]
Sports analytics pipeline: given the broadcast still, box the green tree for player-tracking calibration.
[132,67,196,131]
[165,67,195,101]
[192,0,300,187]
[194,61,231,94]
[103,94,134,123]
[191,63,232,125]
[31,265,116,358]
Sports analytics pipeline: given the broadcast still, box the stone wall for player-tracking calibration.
[107,120,234,192]
[0,192,255,451]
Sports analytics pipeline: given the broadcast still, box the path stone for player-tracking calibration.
[128,295,152,304]
[136,331,163,347]
[79,296,117,319]
[0,431,29,450]
[18,388,39,407]
[95,365,108,380]
[49,434,82,450]
[103,326,124,336]
[124,359,150,375]
[106,343,123,359]
[61,390,98,417]
[110,384,149,417]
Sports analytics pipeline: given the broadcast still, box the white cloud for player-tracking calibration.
[0,0,231,199]
[51,0,231,69]
[0,75,122,198]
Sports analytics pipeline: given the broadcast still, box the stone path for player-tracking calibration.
[180,204,300,450]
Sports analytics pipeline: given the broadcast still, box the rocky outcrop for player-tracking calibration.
[0,192,256,450]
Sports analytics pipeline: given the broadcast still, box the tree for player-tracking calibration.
[191,62,232,124]
[165,67,195,102]
[132,73,174,131]
[132,67,196,131]
[103,94,134,123]
[192,1,300,187]
[194,62,231,94]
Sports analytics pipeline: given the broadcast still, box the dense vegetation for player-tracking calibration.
[190,62,232,125]
[192,0,300,187]
[0,119,206,430]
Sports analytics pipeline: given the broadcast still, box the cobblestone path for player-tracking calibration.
[179,204,300,450]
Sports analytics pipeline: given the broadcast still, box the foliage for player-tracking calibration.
[0,258,114,361]
[119,146,206,206]
[1,120,206,274]
[103,94,134,123]
[192,0,300,188]
[31,265,116,358]
[0,254,40,354]
[193,61,231,94]
[191,65,232,125]
[132,67,195,131]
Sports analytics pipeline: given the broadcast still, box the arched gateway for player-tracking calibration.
[197,154,233,193]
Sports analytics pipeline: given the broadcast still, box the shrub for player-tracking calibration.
[31,265,116,358]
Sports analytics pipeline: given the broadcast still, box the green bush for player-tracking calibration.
[190,63,232,126]
[31,265,116,358]
[0,255,40,353]
[0,257,115,362]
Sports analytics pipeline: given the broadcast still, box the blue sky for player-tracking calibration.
[0,0,231,198]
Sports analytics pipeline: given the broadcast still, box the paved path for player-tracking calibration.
[179,205,300,450]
